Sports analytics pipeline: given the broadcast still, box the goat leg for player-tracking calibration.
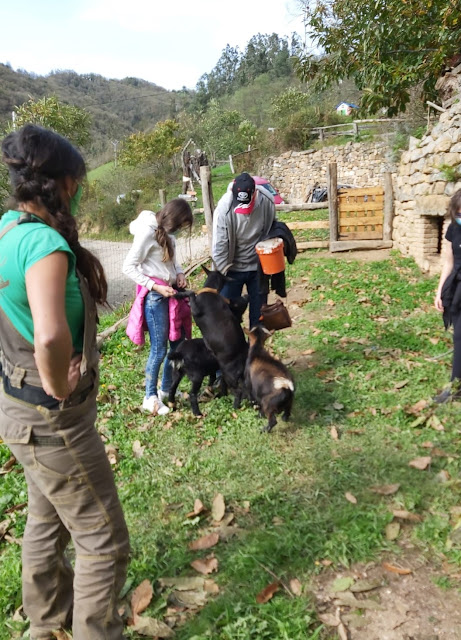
[189,376,205,416]
[261,412,277,434]
[168,370,184,407]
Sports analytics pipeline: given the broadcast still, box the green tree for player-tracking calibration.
[14,96,91,147]
[294,0,461,115]
[119,119,182,167]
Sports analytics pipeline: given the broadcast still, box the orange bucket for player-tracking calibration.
[255,238,285,275]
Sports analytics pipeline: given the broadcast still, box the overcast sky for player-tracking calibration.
[1,0,305,91]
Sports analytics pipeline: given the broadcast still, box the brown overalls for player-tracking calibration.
[0,218,130,639]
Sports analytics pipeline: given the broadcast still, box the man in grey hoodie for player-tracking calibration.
[212,173,276,327]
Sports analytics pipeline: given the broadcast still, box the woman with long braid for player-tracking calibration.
[0,124,129,639]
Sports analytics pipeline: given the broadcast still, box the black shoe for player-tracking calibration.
[433,388,453,404]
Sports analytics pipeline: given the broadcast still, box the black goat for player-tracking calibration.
[168,339,219,416]
[244,326,295,433]
[175,266,248,409]
[168,293,249,416]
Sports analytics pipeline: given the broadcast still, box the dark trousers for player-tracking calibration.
[220,270,266,328]
[452,312,461,380]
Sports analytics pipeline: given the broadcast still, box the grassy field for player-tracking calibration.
[2,251,461,639]
[87,161,115,182]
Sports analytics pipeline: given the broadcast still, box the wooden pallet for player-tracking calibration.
[338,186,384,240]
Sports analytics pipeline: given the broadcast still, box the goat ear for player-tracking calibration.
[201,265,211,276]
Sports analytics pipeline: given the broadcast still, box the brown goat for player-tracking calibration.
[244,326,295,433]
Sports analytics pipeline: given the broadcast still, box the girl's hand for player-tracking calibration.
[176,273,186,289]
[155,284,176,297]
[434,292,443,312]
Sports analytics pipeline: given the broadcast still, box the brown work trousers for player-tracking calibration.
[1,390,130,640]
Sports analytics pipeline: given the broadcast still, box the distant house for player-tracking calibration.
[335,102,359,116]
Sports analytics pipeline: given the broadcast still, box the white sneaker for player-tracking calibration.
[158,389,184,402]
[142,395,170,415]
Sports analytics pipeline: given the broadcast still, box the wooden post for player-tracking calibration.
[319,128,325,142]
[383,172,394,241]
[159,189,167,207]
[327,162,338,247]
[200,165,214,253]
[352,122,359,137]
[229,154,235,174]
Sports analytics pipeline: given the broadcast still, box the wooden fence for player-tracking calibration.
[311,118,404,142]
[198,162,394,255]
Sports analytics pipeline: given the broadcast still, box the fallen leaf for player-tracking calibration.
[331,576,355,592]
[256,581,279,604]
[0,456,16,475]
[302,348,316,356]
[130,580,153,623]
[188,532,219,551]
[382,562,412,575]
[345,492,357,504]
[204,579,220,594]
[0,519,11,540]
[409,456,431,470]
[371,483,401,495]
[427,415,444,432]
[190,556,219,575]
[333,402,344,410]
[132,440,145,458]
[186,499,206,518]
[132,617,174,638]
[429,337,439,345]
[105,444,119,465]
[392,509,423,522]
[330,426,339,440]
[158,577,206,591]
[385,522,401,541]
[289,578,302,596]
[169,589,208,608]
[172,457,183,467]
[211,494,225,522]
[394,380,409,390]
[406,399,429,415]
[435,469,451,483]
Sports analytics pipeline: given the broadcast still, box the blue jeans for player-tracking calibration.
[144,291,183,398]
[220,270,266,328]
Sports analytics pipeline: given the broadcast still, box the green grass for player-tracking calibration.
[87,161,115,183]
[2,251,461,638]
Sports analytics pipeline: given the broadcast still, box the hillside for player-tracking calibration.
[0,64,183,165]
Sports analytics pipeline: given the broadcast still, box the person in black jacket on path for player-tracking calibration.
[434,189,461,402]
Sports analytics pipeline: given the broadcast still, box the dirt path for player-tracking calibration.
[82,233,209,309]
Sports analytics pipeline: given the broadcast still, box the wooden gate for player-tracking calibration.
[338,186,384,240]
[328,163,394,252]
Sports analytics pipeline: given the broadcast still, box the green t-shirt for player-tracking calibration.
[0,211,84,350]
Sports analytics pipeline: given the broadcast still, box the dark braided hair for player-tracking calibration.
[448,189,461,223]
[155,198,193,262]
[1,124,107,304]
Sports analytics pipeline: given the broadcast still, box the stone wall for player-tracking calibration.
[393,101,461,273]
[258,140,396,204]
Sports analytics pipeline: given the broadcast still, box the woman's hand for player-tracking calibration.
[434,292,444,312]
[155,283,176,297]
[176,273,187,289]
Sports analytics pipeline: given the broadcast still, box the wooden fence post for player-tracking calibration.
[229,154,235,174]
[383,172,394,241]
[200,165,215,253]
[327,162,338,248]
[159,189,167,207]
